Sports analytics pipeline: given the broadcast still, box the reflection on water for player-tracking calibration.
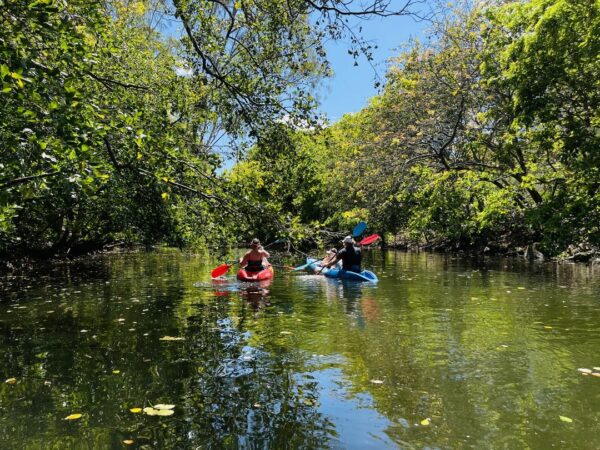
[0,249,599,448]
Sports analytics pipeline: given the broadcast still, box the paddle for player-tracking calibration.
[352,221,367,238]
[358,234,380,246]
[211,262,235,278]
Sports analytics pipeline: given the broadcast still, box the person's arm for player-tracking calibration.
[239,251,249,266]
[324,251,343,269]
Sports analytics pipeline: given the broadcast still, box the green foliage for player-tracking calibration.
[2,0,597,259]
[231,0,600,256]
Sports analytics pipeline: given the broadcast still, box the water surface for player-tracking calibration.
[1,250,599,448]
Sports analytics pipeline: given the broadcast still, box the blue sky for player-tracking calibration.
[317,14,428,122]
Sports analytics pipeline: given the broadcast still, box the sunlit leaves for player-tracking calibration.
[143,405,175,416]
[65,413,82,420]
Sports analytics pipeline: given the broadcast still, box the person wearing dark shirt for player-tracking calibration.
[323,236,361,273]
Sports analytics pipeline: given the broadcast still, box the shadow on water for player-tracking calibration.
[0,249,599,448]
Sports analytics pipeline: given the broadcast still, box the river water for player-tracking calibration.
[0,249,599,449]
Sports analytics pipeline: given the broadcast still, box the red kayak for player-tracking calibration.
[237,265,274,282]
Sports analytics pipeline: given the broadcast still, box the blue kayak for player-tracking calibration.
[305,257,341,274]
[306,257,322,273]
[324,268,378,282]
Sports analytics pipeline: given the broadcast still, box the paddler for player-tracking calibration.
[239,238,271,272]
[321,236,362,273]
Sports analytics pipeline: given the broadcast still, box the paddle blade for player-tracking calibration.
[211,263,232,278]
[352,221,367,238]
[358,234,380,246]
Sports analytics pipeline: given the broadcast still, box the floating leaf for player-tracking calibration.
[65,413,82,420]
[123,440,134,445]
[593,367,600,371]
[370,379,384,384]
[159,336,185,341]
[280,331,292,335]
[420,418,431,426]
[591,373,600,378]
[577,368,592,374]
[5,378,16,384]
[130,407,142,413]
[559,416,573,423]
[143,407,174,416]
[112,370,120,374]
[153,404,175,410]
[544,326,553,330]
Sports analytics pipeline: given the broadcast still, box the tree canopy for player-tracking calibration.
[1,0,598,260]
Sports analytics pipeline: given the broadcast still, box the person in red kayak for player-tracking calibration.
[239,238,271,272]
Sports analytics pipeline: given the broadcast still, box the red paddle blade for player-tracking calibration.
[211,263,231,278]
[358,234,380,246]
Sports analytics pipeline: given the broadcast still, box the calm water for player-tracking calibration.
[1,249,599,449]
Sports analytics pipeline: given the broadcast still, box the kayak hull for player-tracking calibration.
[323,268,378,283]
[237,265,274,282]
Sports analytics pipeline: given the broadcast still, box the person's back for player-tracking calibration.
[338,240,361,272]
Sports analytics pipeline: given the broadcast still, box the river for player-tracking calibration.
[1,249,599,449]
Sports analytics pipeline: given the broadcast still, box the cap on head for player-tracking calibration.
[342,236,353,245]
[251,238,260,246]
[327,248,337,255]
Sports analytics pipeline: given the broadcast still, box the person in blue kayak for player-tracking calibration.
[240,238,271,272]
[322,236,362,273]
[318,248,338,267]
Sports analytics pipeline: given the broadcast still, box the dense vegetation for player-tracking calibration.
[1,0,598,261]
[233,0,600,258]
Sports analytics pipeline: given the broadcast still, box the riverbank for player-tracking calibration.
[382,234,600,265]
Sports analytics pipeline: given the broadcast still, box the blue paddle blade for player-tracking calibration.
[352,221,367,237]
